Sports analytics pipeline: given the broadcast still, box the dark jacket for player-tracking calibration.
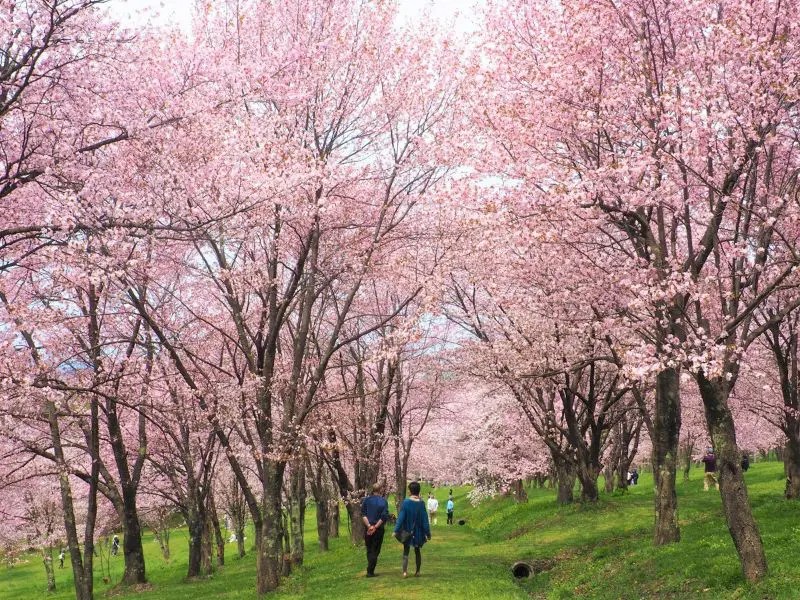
[361,494,389,528]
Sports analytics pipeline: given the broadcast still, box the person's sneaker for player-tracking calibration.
[402,572,407,578]
[414,572,420,577]
[366,573,376,578]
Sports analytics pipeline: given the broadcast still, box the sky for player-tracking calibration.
[109,0,477,33]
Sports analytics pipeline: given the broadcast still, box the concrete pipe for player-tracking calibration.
[511,561,533,579]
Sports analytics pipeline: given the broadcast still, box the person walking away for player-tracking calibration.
[741,453,750,472]
[630,468,639,485]
[702,447,719,491]
[426,493,439,526]
[395,481,431,578]
[361,482,390,577]
[446,496,454,525]
[111,534,120,556]
[59,549,65,569]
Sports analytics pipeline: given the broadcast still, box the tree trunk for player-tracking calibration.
[577,465,600,503]
[237,525,246,558]
[652,367,681,545]
[185,513,204,579]
[42,547,56,592]
[329,500,340,538]
[288,461,306,567]
[394,435,408,514]
[680,439,695,483]
[315,498,330,551]
[107,402,147,587]
[346,501,366,545]
[208,492,225,567]
[511,479,528,502]
[201,512,213,576]
[604,465,615,494]
[119,490,147,586]
[554,459,575,505]
[785,436,800,499]
[696,372,768,582]
[255,476,283,595]
[48,399,94,600]
[615,467,628,491]
[155,527,170,560]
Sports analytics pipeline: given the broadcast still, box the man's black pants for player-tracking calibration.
[365,526,385,575]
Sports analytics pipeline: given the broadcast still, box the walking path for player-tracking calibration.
[272,520,528,600]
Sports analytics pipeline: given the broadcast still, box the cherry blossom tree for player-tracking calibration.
[478,0,800,580]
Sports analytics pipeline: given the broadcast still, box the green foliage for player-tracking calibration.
[3,463,800,599]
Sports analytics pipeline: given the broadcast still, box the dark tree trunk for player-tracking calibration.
[785,437,800,499]
[577,464,600,503]
[154,527,170,560]
[119,489,147,586]
[186,514,204,579]
[604,465,615,494]
[554,458,575,505]
[329,501,340,538]
[208,492,225,567]
[281,510,291,577]
[346,501,366,545]
[652,367,681,545]
[107,402,147,587]
[763,321,800,498]
[315,498,330,551]
[680,437,696,483]
[288,461,306,567]
[200,513,213,576]
[237,526,246,558]
[696,371,767,582]
[255,467,284,595]
[394,435,407,514]
[307,455,330,551]
[511,479,528,502]
[47,396,97,600]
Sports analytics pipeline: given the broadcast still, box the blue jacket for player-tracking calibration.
[361,494,389,528]
[394,497,431,547]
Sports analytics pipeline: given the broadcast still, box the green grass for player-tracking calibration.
[3,462,800,599]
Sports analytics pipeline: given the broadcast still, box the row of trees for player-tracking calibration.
[4,0,800,597]
[0,0,455,596]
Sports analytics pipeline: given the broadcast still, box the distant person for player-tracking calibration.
[59,549,65,568]
[630,468,639,485]
[702,447,719,491]
[426,492,439,526]
[741,453,750,472]
[446,496,454,525]
[111,534,120,556]
[361,482,390,578]
[394,481,431,578]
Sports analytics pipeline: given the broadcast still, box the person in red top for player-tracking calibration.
[702,448,719,491]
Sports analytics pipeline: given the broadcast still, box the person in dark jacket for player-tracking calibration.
[702,448,719,491]
[741,453,750,472]
[394,481,431,578]
[361,482,390,577]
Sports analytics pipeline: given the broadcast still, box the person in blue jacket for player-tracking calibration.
[361,481,390,577]
[394,480,431,577]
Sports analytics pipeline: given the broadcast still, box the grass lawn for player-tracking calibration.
[3,461,800,599]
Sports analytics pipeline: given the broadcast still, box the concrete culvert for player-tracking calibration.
[457,519,466,525]
[512,562,533,579]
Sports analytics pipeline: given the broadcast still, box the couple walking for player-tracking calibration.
[361,481,431,578]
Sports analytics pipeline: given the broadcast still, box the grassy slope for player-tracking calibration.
[2,461,800,599]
